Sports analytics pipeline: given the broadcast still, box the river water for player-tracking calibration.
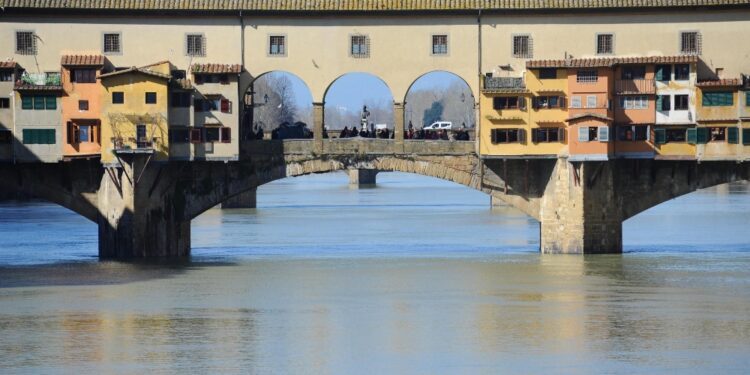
[1,173,749,374]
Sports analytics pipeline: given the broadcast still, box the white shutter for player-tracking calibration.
[578,127,589,142]
[586,95,597,108]
[571,96,581,108]
[598,126,610,142]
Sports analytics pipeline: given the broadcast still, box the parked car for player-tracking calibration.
[424,121,452,130]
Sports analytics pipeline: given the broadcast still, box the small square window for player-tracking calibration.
[680,31,701,55]
[103,33,121,54]
[72,69,96,84]
[112,92,124,104]
[186,34,205,57]
[596,33,613,55]
[538,68,557,80]
[674,64,690,81]
[145,92,157,104]
[78,100,89,111]
[577,70,598,83]
[0,71,13,82]
[16,31,36,55]
[512,35,532,58]
[351,35,370,58]
[269,35,286,56]
[0,98,9,109]
[674,95,689,110]
[432,35,448,55]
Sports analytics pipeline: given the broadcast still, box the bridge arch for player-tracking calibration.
[404,70,477,129]
[242,71,315,138]
[322,72,395,132]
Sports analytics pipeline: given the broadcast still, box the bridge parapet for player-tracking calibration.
[242,139,475,157]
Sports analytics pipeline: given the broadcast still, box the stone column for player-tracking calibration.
[221,188,257,209]
[349,169,378,188]
[313,102,324,153]
[490,195,506,207]
[539,159,623,254]
[97,153,190,258]
[394,102,405,152]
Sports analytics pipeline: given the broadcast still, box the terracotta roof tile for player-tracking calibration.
[4,0,748,11]
[61,55,105,66]
[528,55,699,69]
[98,66,171,80]
[566,113,614,122]
[192,64,242,74]
[0,61,17,69]
[696,78,742,87]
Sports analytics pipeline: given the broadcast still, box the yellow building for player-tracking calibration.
[695,79,741,160]
[526,67,568,157]
[98,61,171,164]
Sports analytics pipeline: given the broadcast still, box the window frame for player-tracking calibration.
[576,70,598,84]
[674,64,690,81]
[15,30,37,55]
[595,33,614,55]
[268,34,287,57]
[674,94,689,111]
[185,33,206,57]
[112,91,124,104]
[431,34,449,56]
[538,68,557,80]
[0,98,9,109]
[145,92,157,105]
[512,34,533,59]
[679,30,701,56]
[350,34,370,58]
[102,32,122,55]
[78,100,89,111]
[702,91,733,107]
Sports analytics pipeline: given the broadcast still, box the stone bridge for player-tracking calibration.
[0,139,748,258]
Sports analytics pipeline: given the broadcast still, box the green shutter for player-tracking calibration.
[687,128,698,144]
[656,95,663,110]
[655,66,663,81]
[696,127,709,144]
[654,128,667,144]
[702,92,734,107]
[45,96,56,110]
[22,129,32,144]
[33,96,45,110]
[21,96,33,110]
[746,92,750,107]
[728,127,739,144]
[743,129,750,145]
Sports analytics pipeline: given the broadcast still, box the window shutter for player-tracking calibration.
[518,97,526,111]
[586,95,597,108]
[728,127,739,144]
[518,129,526,144]
[221,127,231,143]
[531,128,539,143]
[220,98,230,113]
[655,95,662,111]
[22,96,33,110]
[696,127,709,144]
[532,97,538,110]
[653,128,668,145]
[190,128,202,143]
[743,129,750,145]
[46,129,56,144]
[491,129,497,144]
[598,126,610,142]
[578,127,589,142]
[687,128,698,144]
[67,122,75,144]
[22,129,31,144]
[559,96,566,109]
[655,65,664,81]
[558,127,566,142]
[34,96,45,110]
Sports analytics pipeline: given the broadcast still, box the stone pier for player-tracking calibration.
[221,188,257,209]
[348,169,378,188]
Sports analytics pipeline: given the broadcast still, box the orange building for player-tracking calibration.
[61,55,105,159]
[613,59,657,158]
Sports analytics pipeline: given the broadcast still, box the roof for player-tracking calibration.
[98,66,171,80]
[0,61,17,69]
[61,55,105,66]
[3,0,749,12]
[566,113,613,122]
[696,78,742,87]
[192,64,242,74]
[528,55,698,69]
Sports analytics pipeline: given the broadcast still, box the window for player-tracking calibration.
[586,95,597,108]
[171,70,186,80]
[351,35,370,58]
[743,128,750,146]
[171,92,191,107]
[145,92,157,104]
[112,92,124,104]
[16,31,36,55]
[493,96,520,110]
[0,130,11,144]
[674,95,689,110]
[490,128,526,144]
[78,100,88,111]
[655,65,672,82]
[538,68,557,80]
[621,66,646,80]
[78,125,91,143]
[0,71,13,82]
[0,98,9,109]
[204,127,220,142]
[533,96,565,109]
[702,92,733,107]
[578,126,603,142]
[194,98,219,112]
[570,96,582,108]
[190,128,203,143]
[657,95,671,111]
[103,33,121,54]
[532,128,564,143]
[709,127,726,142]
[220,98,232,113]
[747,92,750,107]
[512,35,532,58]
[169,127,190,144]
[666,128,687,143]
[617,125,649,141]
[220,127,231,143]
[21,95,56,110]
[432,34,448,55]
[577,70,598,83]
[680,31,701,55]
[620,96,649,109]
[674,64,690,81]
[186,34,205,57]
[596,33,613,55]
[22,129,55,144]
[67,122,99,144]
[71,69,96,83]
[269,35,286,56]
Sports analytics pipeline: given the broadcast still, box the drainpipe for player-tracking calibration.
[477,9,482,158]
[239,10,245,144]
[11,88,16,164]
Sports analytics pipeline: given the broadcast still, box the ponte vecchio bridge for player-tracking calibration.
[0,0,749,258]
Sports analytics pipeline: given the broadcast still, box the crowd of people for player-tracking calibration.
[255,121,472,141]
[338,125,391,139]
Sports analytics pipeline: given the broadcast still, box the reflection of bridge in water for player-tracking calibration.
[1,138,748,259]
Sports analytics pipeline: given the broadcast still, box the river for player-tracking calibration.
[1,172,749,374]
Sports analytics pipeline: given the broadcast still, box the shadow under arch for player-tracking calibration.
[242,70,315,138]
[403,69,477,105]
[403,70,477,131]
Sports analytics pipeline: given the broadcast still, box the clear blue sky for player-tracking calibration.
[267,71,469,112]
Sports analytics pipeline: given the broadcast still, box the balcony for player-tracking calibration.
[14,72,63,92]
[615,79,655,95]
[483,76,526,93]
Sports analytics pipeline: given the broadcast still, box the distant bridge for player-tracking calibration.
[1,139,748,258]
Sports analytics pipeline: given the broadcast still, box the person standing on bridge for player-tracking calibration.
[340,126,349,138]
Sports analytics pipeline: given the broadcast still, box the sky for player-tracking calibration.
[261,71,470,113]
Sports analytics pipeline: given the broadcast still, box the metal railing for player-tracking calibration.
[484,76,525,90]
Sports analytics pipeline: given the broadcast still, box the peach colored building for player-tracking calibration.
[613,60,656,158]
[61,55,105,159]
[563,63,615,161]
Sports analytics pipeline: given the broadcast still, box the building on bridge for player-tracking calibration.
[61,55,105,160]
[0,61,19,162]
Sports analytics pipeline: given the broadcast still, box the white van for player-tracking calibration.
[424,121,452,130]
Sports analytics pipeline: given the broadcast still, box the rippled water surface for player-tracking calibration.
[1,173,749,374]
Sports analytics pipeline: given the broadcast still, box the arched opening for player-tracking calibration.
[243,71,314,140]
[404,71,475,140]
[323,72,394,139]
